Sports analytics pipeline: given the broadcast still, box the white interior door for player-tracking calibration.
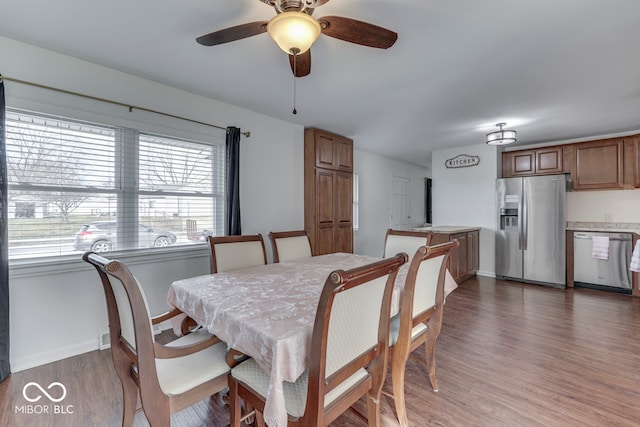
[390,176,410,229]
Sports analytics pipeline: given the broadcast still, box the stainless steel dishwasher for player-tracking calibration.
[573,231,632,293]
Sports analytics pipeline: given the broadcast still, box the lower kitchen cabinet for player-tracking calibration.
[431,229,480,284]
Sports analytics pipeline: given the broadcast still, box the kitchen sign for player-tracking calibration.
[445,154,480,168]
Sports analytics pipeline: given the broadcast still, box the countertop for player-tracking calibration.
[411,225,481,234]
[566,222,640,234]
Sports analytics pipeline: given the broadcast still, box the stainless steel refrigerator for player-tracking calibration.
[496,174,567,288]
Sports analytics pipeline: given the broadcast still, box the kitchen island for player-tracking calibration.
[412,225,481,284]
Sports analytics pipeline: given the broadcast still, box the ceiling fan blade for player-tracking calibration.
[196,21,268,46]
[289,50,311,77]
[318,16,397,49]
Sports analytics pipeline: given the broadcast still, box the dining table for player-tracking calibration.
[167,252,457,427]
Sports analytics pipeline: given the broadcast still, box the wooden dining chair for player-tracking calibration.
[385,240,459,427]
[207,234,267,273]
[228,253,409,427]
[267,230,313,262]
[82,252,232,427]
[383,229,432,258]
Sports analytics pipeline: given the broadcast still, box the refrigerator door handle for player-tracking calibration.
[521,189,528,250]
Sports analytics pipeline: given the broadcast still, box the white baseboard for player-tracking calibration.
[10,322,174,373]
[476,270,495,278]
[11,338,99,373]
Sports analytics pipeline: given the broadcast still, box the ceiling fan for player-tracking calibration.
[196,0,398,77]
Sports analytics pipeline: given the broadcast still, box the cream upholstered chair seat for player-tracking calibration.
[207,234,267,273]
[388,316,428,347]
[383,229,431,258]
[155,329,229,395]
[268,230,313,263]
[229,254,408,427]
[231,359,368,419]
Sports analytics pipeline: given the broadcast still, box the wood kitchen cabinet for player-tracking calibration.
[467,229,480,273]
[431,229,480,284]
[624,136,640,188]
[308,127,353,172]
[570,137,625,190]
[304,128,353,255]
[502,146,564,177]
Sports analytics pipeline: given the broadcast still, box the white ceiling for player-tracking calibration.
[2,0,640,167]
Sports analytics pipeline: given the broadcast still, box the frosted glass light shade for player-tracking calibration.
[486,123,517,145]
[267,12,321,54]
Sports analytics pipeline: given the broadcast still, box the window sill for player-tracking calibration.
[9,244,210,279]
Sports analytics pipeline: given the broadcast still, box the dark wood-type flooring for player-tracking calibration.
[2,276,639,426]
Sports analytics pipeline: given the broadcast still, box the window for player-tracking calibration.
[6,108,225,261]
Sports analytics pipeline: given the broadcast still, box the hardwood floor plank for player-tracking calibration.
[1,276,639,426]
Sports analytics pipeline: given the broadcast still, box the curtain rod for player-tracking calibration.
[0,75,250,138]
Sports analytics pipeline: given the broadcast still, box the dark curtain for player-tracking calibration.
[225,127,241,235]
[0,78,10,382]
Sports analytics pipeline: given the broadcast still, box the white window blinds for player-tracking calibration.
[6,108,225,260]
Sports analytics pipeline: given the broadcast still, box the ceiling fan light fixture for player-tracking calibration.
[486,122,517,145]
[267,11,321,55]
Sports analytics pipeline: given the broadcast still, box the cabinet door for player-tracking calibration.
[334,171,353,253]
[313,130,353,172]
[315,169,335,255]
[467,230,480,273]
[315,132,335,170]
[624,137,640,188]
[450,233,467,282]
[635,137,640,188]
[334,137,353,172]
[536,147,564,174]
[503,150,536,177]
[572,138,625,190]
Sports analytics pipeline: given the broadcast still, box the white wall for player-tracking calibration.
[432,144,499,277]
[567,189,640,223]
[2,36,430,371]
[2,35,304,371]
[353,149,431,257]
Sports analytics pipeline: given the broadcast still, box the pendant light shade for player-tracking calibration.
[486,122,517,145]
[267,12,321,55]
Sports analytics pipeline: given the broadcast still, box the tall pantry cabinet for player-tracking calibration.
[304,128,354,255]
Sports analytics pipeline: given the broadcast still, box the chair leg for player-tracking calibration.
[120,377,138,427]
[424,338,439,392]
[229,378,242,427]
[391,358,410,427]
[254,410,267,427]
[365,391,382,427]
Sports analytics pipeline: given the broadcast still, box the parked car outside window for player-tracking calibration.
[74,221,177,252]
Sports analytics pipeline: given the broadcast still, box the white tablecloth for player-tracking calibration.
[167,252,457,427]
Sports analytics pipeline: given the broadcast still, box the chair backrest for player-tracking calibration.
[383,229,432,258]
[396,240,459,347]
[268,230,313,262]
[82,252,159,387]
[305,253,408,422]
[207,234,267,273]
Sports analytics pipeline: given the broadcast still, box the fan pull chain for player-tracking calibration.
[291,48,298,115]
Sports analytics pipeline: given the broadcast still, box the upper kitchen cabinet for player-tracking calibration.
[305,128,353,172]
[569,137,625,190]
[502,146,565,177]
[624,135,640,188]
